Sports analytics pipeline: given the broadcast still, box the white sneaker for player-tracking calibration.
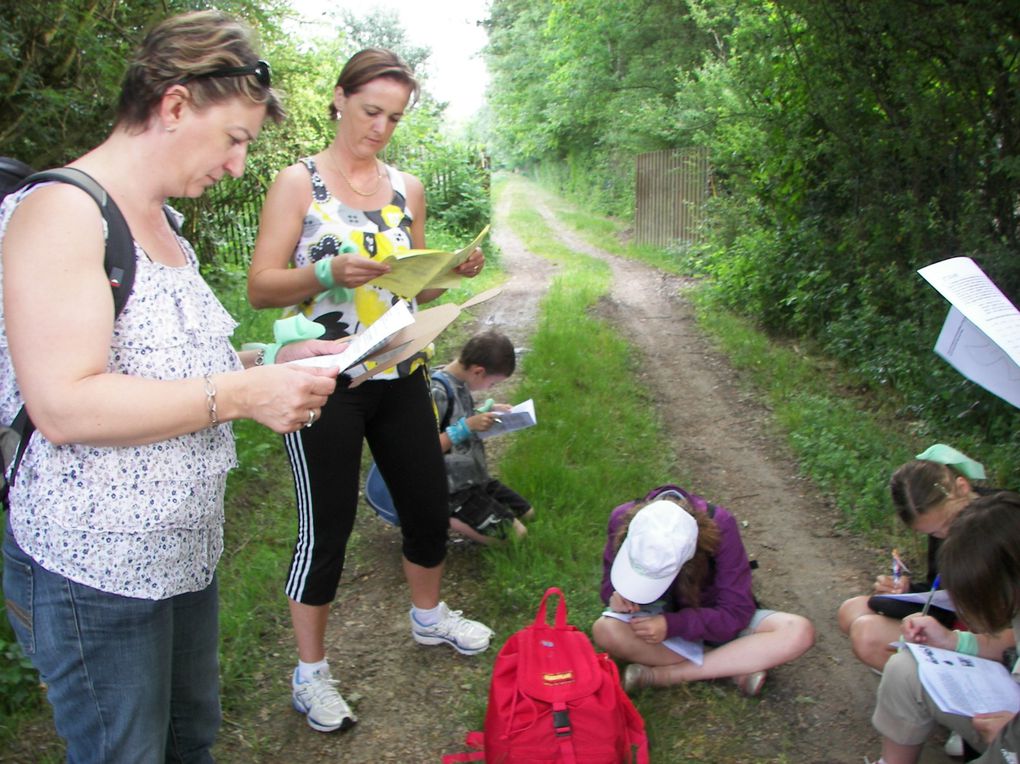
[410,602,493,655]
[944,731,964,758]
[291,667,357,733]
[623,663,652,693]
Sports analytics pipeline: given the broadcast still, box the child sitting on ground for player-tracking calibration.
[593,488,814,696]
[431,331,534,545]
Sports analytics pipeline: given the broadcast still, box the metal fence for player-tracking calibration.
[634,147,711,248]
[175,178,264,268]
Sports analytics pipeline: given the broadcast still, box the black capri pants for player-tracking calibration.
[283,366,449,605]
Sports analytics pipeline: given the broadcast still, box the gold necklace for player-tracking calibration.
[330,150,383,197]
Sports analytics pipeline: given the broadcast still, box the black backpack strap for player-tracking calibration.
[22,168,136,317]
[2,407,34,501]
[431,370,457,431]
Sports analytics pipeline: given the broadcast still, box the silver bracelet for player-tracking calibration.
[203,375,218,427]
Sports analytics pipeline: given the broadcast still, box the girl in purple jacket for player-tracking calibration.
[592,489,814,696]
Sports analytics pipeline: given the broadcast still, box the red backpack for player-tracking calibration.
[444,587,650,764]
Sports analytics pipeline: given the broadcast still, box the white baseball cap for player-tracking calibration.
[610,500,699,604]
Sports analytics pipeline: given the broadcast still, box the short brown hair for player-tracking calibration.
[939,491,1020,633]
[330,48,419,120]
[116,10,284,131]
[459,331,516,377]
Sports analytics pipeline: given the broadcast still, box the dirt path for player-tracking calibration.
[212,184,954,763]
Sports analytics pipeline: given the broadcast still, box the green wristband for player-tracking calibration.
[954,629,979,656]
[314,257,336,289]
[445,417,471,445]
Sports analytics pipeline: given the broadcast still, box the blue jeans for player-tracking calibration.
[3,527,220,763]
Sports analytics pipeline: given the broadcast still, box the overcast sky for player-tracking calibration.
[287,0,491,125]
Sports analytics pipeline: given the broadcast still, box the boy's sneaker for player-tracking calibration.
[291,667,357,733]
[944,731,964,758]
[410,602,493,655]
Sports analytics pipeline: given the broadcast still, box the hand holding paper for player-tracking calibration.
[904,642,1020,716]
[370,225,490,299]
[288,287,505,388]
[477,399,537,440]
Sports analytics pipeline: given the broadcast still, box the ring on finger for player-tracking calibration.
[305,409,316,428]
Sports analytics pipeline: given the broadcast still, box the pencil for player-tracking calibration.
[920,574,941,618]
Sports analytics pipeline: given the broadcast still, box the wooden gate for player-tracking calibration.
[635,147,710,247]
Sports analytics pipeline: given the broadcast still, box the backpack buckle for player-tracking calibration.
[553,709,571,737]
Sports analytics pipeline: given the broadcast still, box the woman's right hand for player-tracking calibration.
[466,411,500,433]
[330,253,390,288]
[873,574,910,594]
[236,364,338,434]
[902,614,955,649]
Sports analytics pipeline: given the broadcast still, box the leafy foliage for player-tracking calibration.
[484,0,1020,464]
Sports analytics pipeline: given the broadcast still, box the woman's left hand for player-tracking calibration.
[275,338,350,365]
[630,614,667,644]
[455,247,484,278]
[973,711,1017,744]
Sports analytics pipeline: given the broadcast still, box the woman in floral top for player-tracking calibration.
[1,12,340,761]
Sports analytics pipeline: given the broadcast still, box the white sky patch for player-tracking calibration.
[287,0,491,125]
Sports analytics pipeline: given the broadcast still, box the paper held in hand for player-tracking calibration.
[289,287,503,387]
[918,256,1020,409]
[600,609,704,665]
[903,641,1020,716]
[477,399,537,440]
[370,225,491,299]
[290,301,415,374]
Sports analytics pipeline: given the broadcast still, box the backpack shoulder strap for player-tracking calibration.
[1,407,33,506]
[431,369,457,431]
[4,168,138,500]
[22,168,136,317]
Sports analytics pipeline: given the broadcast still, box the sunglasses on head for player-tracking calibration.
[183,60,271,89]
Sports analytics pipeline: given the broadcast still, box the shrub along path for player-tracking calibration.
[210,179,953,763]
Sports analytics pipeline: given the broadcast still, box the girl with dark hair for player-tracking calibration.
[869,491,1020,763]
[838,445,1005,675]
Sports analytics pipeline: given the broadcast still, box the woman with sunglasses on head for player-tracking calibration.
[247,48,490,733]
[1,12,343,761]
[869,491,1020,764]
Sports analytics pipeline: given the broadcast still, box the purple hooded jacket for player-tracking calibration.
[600,487,757,643]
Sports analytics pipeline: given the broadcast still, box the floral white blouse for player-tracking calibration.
[0,186,240,600]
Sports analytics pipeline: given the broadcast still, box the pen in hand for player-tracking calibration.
[920,574,941,618]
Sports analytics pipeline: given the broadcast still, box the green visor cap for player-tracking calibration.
[916,443,986,480]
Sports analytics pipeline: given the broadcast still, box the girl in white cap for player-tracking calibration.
[593,489,814,695]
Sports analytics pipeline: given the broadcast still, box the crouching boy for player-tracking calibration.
[431,331,534,544]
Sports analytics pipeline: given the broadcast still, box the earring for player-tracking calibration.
[165,126,176,133]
